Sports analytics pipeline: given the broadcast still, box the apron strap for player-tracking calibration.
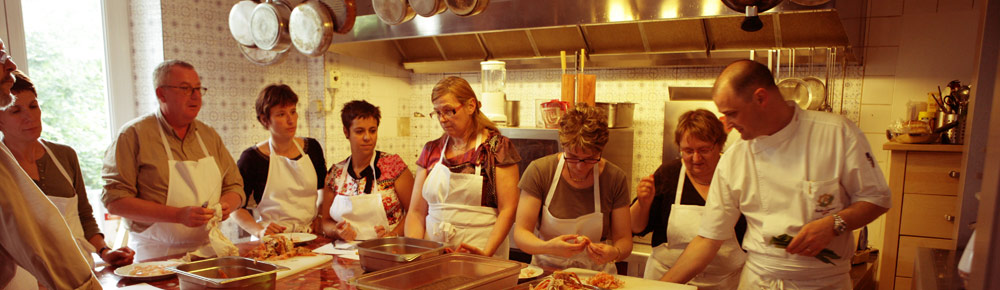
[339,151,380,195]
[156,120,211,161]
[440,133,484,175]
[675,164,686,205]
[545,153,601,213]
[40,140,74,187]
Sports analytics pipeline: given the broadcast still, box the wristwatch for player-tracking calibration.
[833,214,848,236]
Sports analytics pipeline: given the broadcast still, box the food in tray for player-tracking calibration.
[585,272,624,289]
[533,271,587,290]
[128,263,175,277]
[519,266,541,279]
[243,234,317,261]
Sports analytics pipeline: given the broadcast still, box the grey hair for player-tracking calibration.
[153,60,195,88]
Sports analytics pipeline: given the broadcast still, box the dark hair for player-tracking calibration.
[558,103,609,152]
[713,59,778,101]
[674,109,727,147]
[340,100,381,129]
[10,70,35,95]
[254,84,298,128]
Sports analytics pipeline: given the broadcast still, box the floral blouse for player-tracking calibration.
[326,151,409,229]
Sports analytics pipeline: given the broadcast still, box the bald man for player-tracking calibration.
[0,38,101,289]
[660,60,890,289]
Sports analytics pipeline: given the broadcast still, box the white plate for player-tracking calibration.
[275,232,317,245]
[113,261,181,281]
[519,265,543,279]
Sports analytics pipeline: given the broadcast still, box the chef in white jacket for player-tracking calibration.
[662,60,891,289]
[0,37,100,290]
[233,84,327,238]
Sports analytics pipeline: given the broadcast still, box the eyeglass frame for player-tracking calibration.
[160,85,208,96]
[429,103,464,120]
[679,144,720,158]
[564,152,602,164]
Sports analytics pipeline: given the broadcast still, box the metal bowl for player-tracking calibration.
[356,237,446,271]
[168,256,289,290]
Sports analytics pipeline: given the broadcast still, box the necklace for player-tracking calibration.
[566,168,589,183]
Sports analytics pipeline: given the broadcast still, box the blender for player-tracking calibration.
[480,60,507,124]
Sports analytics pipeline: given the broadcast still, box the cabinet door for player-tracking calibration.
[903,152,962,195]
[895,236,953,277]
[895,277,912,290]
[899,194,957,238]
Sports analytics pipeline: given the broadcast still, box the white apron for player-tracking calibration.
[330,154,390,240]
[423,135,509,258]
[530,154,615,273]
[6,142,98,289]
[128,125,221,261]
[643,164,746,289]
[256,139,318,233]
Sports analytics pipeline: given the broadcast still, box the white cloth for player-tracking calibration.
[737,266,851,290]
[530,153,615,273]
[129,124,221,261]
[0,142,98,290]
[644,164,745,289]
[330,155,390,240]
[257,138,319,233]
[188,203,239,259]
[41,141,98,267]
[699,104,891,285]
[422,135,509,258]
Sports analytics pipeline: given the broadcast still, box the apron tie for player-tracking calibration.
[434,222,458,244]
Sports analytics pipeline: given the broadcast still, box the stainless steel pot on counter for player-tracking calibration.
[595,102,634,128]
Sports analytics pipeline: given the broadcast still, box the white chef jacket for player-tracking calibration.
[699,104,891,280]
[0,142,100,290]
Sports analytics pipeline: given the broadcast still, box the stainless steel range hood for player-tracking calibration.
[327,0,865,73]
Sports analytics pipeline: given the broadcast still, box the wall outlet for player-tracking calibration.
[328,70,343,89]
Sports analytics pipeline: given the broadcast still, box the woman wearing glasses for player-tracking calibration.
[405,76,520,258]
[630,109,746,289]
[513,104,632,273]
[233,84,326,237]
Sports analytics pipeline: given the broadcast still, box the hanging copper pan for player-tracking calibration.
[410,0,446,17]
[374,0,415,25]
[446,0,488,17]
[322,0,356,33]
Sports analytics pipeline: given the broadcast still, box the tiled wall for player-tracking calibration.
[855,0,982,261]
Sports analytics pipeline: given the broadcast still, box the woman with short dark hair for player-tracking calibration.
[630,109,746,289]
[318,100,414,241]
[233,84,326,237]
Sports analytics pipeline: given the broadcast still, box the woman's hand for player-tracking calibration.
[102,247,136,267]
[545,235,589,258]
[257,223,286,237]
[310,217,323,234]
[444,243,486,256]
[635,175,656,206]
[335,220,357,241]
[585,243,619,265]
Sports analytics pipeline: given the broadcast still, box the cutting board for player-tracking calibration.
[563,268,696,290]
[271,254,334,280]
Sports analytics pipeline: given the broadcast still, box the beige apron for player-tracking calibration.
[330,154,390,240]
[643,164,745,289]
[257,139,318,233]
[531,154,615,273]
[129,125,221,261]
[423,135,509,258]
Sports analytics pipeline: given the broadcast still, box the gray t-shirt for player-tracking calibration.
[518,154,630,240]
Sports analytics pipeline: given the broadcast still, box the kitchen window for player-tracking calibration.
[3,0,135,240]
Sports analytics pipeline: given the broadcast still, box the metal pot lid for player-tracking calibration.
[410,0,446,17]
[374,0,415,25]
[251,1,291,51]
[239,43,289,66]
[290,1,334,56]
[322,0,356,33]
[229,1,258,47]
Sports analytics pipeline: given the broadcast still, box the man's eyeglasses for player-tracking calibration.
[564,153,601,164]
[429,104,463,120]
[161,85,208,96]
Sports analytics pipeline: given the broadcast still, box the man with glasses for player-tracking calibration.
[0,38,101,289]
[101,60,244,261]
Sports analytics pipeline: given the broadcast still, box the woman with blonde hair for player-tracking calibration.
[513,104,632,272]
[405,76,520,257]
[630,109,746,289]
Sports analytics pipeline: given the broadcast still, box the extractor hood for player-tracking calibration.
[327,0,865,73]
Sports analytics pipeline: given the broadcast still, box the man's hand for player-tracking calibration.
[177,206,214,227]
[102,247,136,267]
[545,235,589,258]
[636,175,655,206]
[585,243,618,265]
[786,215,836,257]
[219,192,242,221]
[335,220,357,241]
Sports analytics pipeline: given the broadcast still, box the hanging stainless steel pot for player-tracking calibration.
[290,0,334,56]
[374,0,415,25]
[229,0,258,47]
[322,0,357,34]
[251,0,293,52]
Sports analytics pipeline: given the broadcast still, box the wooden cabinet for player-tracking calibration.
[879,143,963,290]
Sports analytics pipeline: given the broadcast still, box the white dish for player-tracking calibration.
[274,232,317,245]
[113,261,181,281]
[519,265,543,279]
